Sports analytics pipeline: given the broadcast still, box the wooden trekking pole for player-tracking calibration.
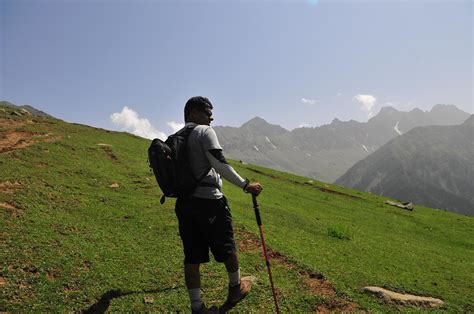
[252,194,280,314]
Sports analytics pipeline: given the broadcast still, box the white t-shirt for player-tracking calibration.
[186,123,225,199]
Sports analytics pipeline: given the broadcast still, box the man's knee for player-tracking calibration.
[224,251,239,272]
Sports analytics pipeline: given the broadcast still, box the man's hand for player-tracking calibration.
[245,182,263,196]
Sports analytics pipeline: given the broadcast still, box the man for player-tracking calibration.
[175,96,263,313]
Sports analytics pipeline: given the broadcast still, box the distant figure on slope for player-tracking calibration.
[175,96,263,313]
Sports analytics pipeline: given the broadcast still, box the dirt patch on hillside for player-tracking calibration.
[46,269,60,281]
[5,262,40,303]
[0,130,61,153]
[18,264,40,277]
[97,143,118,162]
[0,202,24,218]
[316,299,363,313]
[235,227,365,313]
[80,260,92,272]
[0,131,36,152]
[237,228,261,252]
[0,181,22,194]
[0,118,34,128]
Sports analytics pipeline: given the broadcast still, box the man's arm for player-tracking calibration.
[205,149,263,196]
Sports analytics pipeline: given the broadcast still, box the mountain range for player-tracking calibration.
[2,100,471,215]
[214,104,470,182]
[1,102,473,312]
[336,115,474,216]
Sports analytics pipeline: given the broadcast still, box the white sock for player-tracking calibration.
[188,288,202,311]
[228,268,241,287]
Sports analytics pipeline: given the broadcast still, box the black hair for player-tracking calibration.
[184,96,213,121]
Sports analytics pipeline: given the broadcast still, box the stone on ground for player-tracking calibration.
[363,286,443,308]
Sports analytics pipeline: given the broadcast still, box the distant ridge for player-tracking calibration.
[462,114,474,126]
[214,104,470,182]
[335,119,474,216]
[0,101,55,118]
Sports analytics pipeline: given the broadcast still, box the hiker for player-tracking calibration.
[175,96,263,313]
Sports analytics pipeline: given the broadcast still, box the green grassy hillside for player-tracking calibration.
[1,107,473,313]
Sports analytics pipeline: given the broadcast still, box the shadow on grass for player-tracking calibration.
[82,286,180,314]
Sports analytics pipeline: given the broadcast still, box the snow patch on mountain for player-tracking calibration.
[253,145,260,152]
[394,121,402,135]
[265,136,278,149]
[362,145,369,153]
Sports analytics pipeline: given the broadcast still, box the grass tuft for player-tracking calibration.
[327,225,353,240]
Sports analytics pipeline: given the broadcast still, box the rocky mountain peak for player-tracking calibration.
[240,116,288,134]
[378,106,400,115]
[368,106,402,124]
[428,104,469,125]
[241,116,270,128]
[431,104,460,113]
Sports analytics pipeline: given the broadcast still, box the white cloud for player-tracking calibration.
[301,98,319,106]
[353,94,377,117]
[299,123,312,128]
[166,121,185,133]
[110,106,166,140]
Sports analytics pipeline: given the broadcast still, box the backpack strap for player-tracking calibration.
[174,124,197,140]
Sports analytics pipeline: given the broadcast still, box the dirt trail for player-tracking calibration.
[235,227,365,313]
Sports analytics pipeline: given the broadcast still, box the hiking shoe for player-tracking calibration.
[226,276,256,305]
[192,303,219,314]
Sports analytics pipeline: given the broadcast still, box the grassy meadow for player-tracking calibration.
[1,106,473,313]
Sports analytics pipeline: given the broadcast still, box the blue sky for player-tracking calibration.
[1,0,472,139]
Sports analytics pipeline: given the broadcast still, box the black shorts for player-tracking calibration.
[175,196,236,264]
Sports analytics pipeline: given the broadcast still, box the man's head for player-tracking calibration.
[184,96,214,125]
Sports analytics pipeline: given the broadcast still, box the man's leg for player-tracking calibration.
[213,198,253,305]
[224,251,255,306]
[185,263,201,288]
[185,263,202,310]
[224,252,240,286]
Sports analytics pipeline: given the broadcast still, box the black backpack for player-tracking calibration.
[148,125,211,204]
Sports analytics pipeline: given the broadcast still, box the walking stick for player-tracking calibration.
[252,194,280,314]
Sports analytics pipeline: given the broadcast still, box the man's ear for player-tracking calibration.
[187,108,198,122]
